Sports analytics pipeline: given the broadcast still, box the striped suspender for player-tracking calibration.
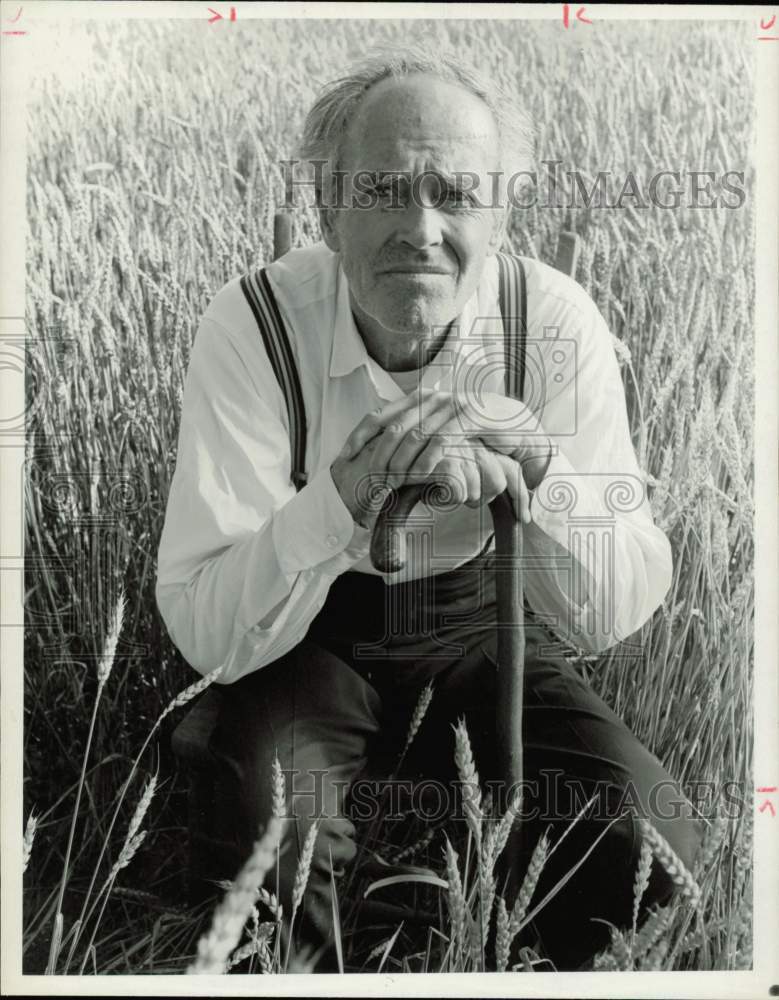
[239,254,528,492]
[239,268,308,491]
[496,252,528,403]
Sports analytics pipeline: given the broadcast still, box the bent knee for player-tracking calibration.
[285,814,358,877]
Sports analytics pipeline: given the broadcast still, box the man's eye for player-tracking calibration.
[445,188,473,206]
[375,182,402,198]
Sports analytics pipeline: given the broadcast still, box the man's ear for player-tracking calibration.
[318,197,341,253]
[486,205,510,255]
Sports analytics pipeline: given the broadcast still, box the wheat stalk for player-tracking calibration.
[257,886,283,921]
[631,836,654,946]
[50,588,127,974]
[256,939,274,974]
[452,718,482,847]
[391,681,435,778]
[65,665,225,970]
[637,817,702,906]
[443,836,467,964]
[291,821,319,915]
[607,924,633,970]
[404,681,433,751]
[477,843,496,948]
[493,786,523,861]
[109,831,147,878]
[693,814,728,878]
[390,826,435,865]
[592,948,619,971]
[495,896,510,972]
[158,664,224,722]
[125,773,158,845]
[227,921,276,970]
[271,755,286,820]
[632,904,673,958]
[23,813,38,874]
[639,938,668,970]
[96,591,126,688]
[284,820,320,972]
[508,830,549,937]
[76,772,159,972]
[189,816,284,974]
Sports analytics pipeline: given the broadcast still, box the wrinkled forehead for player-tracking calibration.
[339,74,501,178]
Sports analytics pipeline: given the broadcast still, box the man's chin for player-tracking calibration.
[379,299,457,337]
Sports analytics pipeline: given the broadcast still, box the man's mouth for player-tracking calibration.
[379,266,453,275]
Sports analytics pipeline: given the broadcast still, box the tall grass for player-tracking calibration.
[23,17,753,973]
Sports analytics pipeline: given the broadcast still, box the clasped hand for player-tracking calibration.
[330,388,551,530]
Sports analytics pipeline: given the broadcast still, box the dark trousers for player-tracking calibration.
[207,549,702,971]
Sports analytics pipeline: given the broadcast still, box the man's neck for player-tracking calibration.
[350,300,455,374]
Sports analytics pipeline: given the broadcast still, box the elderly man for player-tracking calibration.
[156,47,701,971]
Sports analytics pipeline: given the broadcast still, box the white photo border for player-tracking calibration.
[1,3,776,997]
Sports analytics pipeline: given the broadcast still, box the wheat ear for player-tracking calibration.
[495,897,511,972]
[637,817,702,906]
[632,903,673,958]
[508,829,550,936]
[271,755,286,820]
[493,786,523,861]
[188,816,283,974]
[631,836,654,945]
[96,591,126,688]
[23,812,38,874]
[405,681,434,751]
[291,821,319,915]
[284,820,320,972]
[159,665,224,722]
[453,718,483,846]
[443,836,467,963]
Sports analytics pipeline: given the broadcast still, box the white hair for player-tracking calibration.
[295,42,536,202]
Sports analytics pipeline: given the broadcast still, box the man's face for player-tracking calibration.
[319,74,508,345]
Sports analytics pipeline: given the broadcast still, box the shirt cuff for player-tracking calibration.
[273,465,364,574]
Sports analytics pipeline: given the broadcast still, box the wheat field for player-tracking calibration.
[22,16,754,974]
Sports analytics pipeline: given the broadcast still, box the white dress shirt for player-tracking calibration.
[155,241,672,683]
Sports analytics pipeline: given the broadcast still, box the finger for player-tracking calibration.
[472,445,506,505]
[458,452,483,507]
[370,392,451,475]
[385,397,471,478]
[495,453,532,524]
[427,405,540,460]
[339,408,388,459]
[417,410,511,456]
[430,456,467,507]
[366,436,406,491]
[342,389,443,458]
[405,435,453,483]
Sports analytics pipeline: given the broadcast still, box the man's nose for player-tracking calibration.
[394,200,444,249]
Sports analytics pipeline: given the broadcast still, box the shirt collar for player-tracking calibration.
[329,260,371,378]
[329,255,498,389]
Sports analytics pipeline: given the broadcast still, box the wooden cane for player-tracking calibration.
[370,483,525,894]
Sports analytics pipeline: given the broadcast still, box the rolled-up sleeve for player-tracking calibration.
[523,288,673,653]
[155,315,370,683]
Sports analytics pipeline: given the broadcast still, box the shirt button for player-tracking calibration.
[326,534,340,549]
